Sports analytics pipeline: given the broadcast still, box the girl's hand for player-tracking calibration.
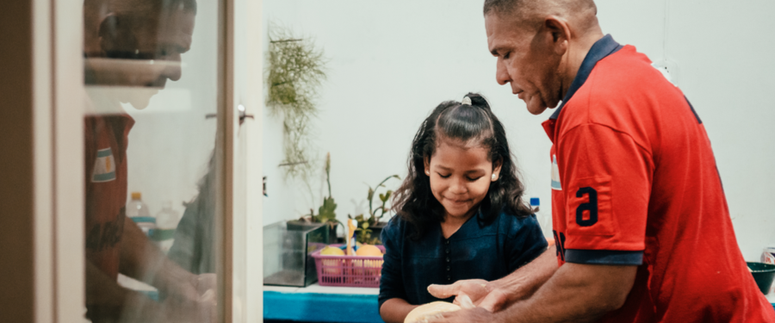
[427,279,510,312]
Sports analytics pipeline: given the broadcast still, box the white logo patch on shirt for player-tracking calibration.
[92,147,116,183]
[551,154,562,190]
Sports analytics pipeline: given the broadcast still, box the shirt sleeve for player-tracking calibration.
[506,214,548,272]
[378,218,407,309]
[558,123,653,265]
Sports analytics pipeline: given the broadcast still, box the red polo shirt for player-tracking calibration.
[84,114,134,280]
[543,34,774,322]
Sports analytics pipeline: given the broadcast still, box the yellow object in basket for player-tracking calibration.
[321,246,344,256]
[355,244,383,257]
[320,246,344,275]
[404,301,461,323]
[347,219,357,256]
[353,244,384,277]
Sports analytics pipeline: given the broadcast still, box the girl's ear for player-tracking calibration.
[491,159,503,182]
[423,156,431,176]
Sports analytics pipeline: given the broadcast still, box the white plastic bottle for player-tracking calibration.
[154,200,180,253]
[127,192,156,237]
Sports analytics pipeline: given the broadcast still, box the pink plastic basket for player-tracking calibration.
[311,244,385,288]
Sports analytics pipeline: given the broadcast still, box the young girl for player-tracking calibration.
[378,93,547,323]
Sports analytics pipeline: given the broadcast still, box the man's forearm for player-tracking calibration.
[492,263,637,323]
[492,246,559,304]
[119,216,195,292]
[85,260,162,321]
[86,260,130,307]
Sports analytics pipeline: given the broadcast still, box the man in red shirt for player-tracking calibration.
[428,0,775,322]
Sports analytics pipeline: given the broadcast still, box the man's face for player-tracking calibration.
[485,13,563,115]
[94,8,195,109]
[139,9,195,88]
[121,9,195,88]
[95,8,194,87]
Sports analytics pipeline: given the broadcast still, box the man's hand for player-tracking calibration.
[156,272,218,323]
[196,273,217,295]
[427,279,511,312]
[156,288,217,323]
[428,247,559,313]
[426,307,498,323]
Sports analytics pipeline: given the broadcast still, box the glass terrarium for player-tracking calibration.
[263,220,329,287]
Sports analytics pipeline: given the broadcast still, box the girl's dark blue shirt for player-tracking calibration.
[378,210,547,308]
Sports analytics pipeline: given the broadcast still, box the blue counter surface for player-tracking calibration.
[265,284,775,322]
[264,291,382,322]
[264,284,383,323]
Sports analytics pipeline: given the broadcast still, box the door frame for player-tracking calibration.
[2,0,264,321]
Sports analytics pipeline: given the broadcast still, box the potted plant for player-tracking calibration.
[349,213,379,245]
[265,25,327,182]
[288,153,339,243]
[348,174,400,244]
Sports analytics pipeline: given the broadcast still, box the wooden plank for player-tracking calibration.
[0,1,35,322]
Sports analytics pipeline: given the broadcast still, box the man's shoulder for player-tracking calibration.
[558,45,681,132]
[588,45,679,101]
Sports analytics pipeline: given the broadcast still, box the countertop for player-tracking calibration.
[264,284,382,322]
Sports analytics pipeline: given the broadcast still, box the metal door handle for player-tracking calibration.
[238,104,253,125]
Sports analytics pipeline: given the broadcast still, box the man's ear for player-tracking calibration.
[544,16,570,55]
[98,14,136,58]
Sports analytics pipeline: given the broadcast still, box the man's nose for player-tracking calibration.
[495,58,510,86]
[162,53,182,81]
[164,65,181,81]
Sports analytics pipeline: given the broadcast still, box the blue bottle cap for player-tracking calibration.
[530,197,540,206]
[131,216,156,223]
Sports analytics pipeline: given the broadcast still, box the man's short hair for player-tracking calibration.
[484,0,596,17]
[483,0,597,30]
[110,0,197,18]
[483,0,521,17]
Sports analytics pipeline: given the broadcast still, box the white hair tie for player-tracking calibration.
[461,96,472,106]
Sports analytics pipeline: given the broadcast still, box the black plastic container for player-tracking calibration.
[747,262,775,294]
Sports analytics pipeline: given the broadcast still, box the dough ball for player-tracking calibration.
[404,301,461,323]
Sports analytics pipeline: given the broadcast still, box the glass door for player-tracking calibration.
[78,0,262,321]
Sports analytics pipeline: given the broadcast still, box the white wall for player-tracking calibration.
[662,0,775,261]
[262,0,775,261]
[260,1,550,231]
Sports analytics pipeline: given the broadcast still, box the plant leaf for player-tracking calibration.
[317,196,337,222]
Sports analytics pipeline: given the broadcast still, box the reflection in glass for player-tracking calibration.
[82,0,220,322]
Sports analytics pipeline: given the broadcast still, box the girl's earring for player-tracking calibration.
[425,171,430,176]
[491,174,497,181]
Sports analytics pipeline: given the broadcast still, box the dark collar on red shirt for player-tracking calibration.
[549,34,623,120]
